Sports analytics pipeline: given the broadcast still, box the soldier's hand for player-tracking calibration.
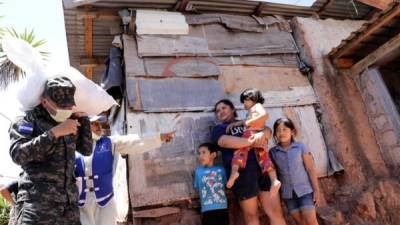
[51,119,81,138]
[160,131,175,142]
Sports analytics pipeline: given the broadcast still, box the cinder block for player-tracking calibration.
[373,115,391,131]
[381,130,398,147]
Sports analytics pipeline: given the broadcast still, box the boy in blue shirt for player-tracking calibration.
[194,143,229,225]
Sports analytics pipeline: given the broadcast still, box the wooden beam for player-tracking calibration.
[132,207,180,218]
[77,8,121,20]
[351,31,400,76]
[335,58,354,68]
[331,3,400,61]
[78,11,120,21]
[356,0,393,10]
[80,57,106,68]
[84,17,93,80]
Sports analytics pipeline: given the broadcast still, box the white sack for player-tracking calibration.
[1,36,117,115]
[52,66,118,115]
[2,36,49,111]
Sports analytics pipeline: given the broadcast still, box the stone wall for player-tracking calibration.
[356,69,400,172]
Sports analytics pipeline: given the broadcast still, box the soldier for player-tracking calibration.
[9,76,93,225]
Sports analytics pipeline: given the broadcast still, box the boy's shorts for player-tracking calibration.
[283,192,315,214]
[202,209,229,225]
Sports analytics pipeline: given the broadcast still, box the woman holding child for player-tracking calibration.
[211,98,287,225]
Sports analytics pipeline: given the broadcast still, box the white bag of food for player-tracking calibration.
[2,36,49,110]
[50,66,118,115]
[2,36,117,115]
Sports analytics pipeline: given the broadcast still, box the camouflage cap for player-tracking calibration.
[43,76,76,108]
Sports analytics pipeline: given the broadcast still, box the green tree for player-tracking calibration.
[0,28,48,89]
[0,196,10,225]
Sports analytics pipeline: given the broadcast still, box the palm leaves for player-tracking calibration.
[0,28,49,89]
[0,196,10,225]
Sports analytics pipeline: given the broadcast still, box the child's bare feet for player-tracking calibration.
[226,171,239,189]
[270,179,281,196]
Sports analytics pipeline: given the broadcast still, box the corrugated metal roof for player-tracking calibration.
[329,2,400,62]
[312,0,374,19]
[63,0,376,81]
[64,0,375,19]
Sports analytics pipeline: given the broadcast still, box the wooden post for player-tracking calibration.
[85,17,93,80]
[335,58,354,69]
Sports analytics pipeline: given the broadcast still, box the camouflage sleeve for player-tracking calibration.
[76,116,92,156]
[9,117,57,166]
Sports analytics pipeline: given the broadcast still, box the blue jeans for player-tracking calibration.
[283,192,315,214]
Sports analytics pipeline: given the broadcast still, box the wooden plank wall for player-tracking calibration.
[127,107,328,208]
[124,13,327,208]
[219,66,310,93]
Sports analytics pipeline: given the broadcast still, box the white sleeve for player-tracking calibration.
[110,132,162,155]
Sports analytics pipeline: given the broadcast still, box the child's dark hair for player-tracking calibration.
[240,88,264,104]
[198,143,218,154]
[214,99,238,118]
[273,118,296,143]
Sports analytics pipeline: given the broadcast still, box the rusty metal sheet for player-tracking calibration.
[126,77,225,112]
[125,79,140,111]
[137,33,209,57]
[123,35,146,76]
[124,35,220,77]
[213,54,298,67]
[124,35,297,78]
[126,112,217,207]
[185,14,266,32]
[185,14,291,32]
[136,23,297,57]
[142,57,221,77]
[206,24,296,55]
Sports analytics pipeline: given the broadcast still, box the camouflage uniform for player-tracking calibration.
[9,77,93,225]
